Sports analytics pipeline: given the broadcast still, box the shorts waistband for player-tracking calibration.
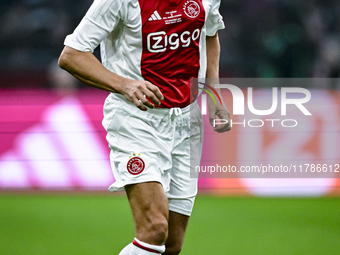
[110,93,197,116]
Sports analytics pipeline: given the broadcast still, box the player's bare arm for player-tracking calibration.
[58,46,164,111]
[206,32,231,133]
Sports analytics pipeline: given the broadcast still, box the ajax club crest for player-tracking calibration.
[127,153,145,175]
[183,0,200,18]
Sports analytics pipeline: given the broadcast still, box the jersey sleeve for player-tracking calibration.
[64,0,124,52]
[206,0,225,36]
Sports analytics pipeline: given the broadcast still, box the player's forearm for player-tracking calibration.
[58,46,124,93]
[206,32,220,81]
[206,32,225,103]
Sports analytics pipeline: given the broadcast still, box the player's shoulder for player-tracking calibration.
[86,0,132,19]
[201,0,222,13]
[89,0,133,10]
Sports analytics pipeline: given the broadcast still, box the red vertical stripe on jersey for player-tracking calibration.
[139,0,205,108]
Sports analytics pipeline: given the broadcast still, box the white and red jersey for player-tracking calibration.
[64,0,224,108]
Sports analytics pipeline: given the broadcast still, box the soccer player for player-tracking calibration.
[58,0,230,254]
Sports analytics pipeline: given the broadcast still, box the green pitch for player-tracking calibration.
[0,194,339,255]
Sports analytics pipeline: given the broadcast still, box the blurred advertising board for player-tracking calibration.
[0,87,339,196]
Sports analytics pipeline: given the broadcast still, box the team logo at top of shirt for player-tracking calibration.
[183,0,200,18]
[127,154,145,175]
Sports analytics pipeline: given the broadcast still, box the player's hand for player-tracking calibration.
[208,95,231,133]
[120,79,164,111]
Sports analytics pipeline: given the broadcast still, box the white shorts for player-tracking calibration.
[102,93,203,216]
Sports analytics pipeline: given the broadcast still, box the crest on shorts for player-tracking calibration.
[183,0,200,19]
[127,153,145,175]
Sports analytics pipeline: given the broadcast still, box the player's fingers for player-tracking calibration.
[142,88,161,107]
[146,82,164,105]
[218,111,230,122]
[214,122,231,133]
[213,118,231,132]
[132,97,147,111]
[138,95,155,109]
[136,91,156,109]
[213,110,231,132]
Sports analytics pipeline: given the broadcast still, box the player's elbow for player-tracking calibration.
[58,50,68,70]
[58,46,75,71]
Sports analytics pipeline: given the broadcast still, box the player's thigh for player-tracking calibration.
[125,182,169,236]
[168,139,200,216]
[164,211,190,254]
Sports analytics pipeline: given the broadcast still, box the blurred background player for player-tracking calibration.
[58,0,230,254]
